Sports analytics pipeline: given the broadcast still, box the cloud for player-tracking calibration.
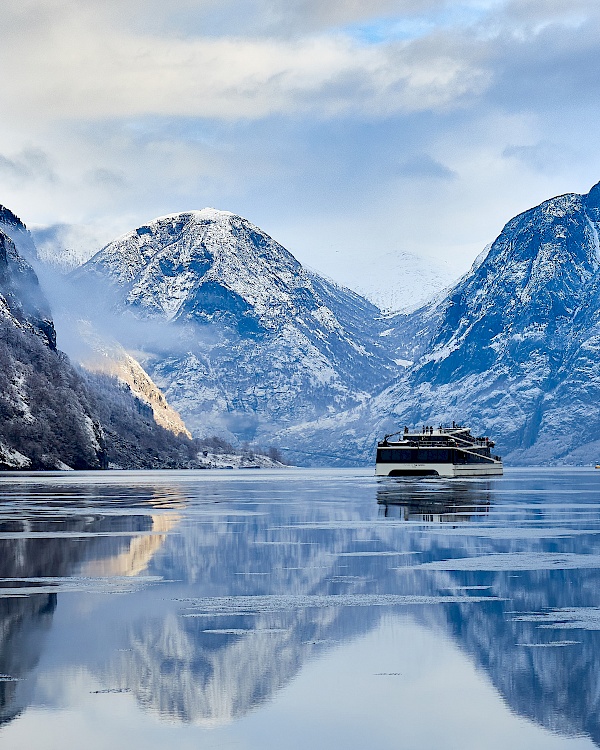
[3,0,600,311]
[0,148,56,184]
[1,0,599,128]
[85,168,128,189]
[502,141,577,173]
[499,0,599,28]
[2,0,597,128]
[397,153,457,179]
[487,17,600,116]
[0,26,490,123]
[1,0,452,38]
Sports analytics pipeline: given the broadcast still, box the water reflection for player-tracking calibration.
[377,478,491,522]
[376,474,600,747]
[0,592,56,726]
[0,479,186,727]
[0,470,599,748]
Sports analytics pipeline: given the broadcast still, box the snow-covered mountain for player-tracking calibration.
[0,207,212,470]
[30,223,99,273]
[18,179,600,465]
[72,209,396,442]
[280,181,600,465]
[354,248,459,313]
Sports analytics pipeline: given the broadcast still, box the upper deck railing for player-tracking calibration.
[379,425,500,457]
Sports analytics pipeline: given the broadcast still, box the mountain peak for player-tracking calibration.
[0,205,27,231]
[151,208,238,225]
[72,210,393,441]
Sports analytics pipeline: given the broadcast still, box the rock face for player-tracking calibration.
[72,209,395,442]
[0,227,105,469]
[0,228,56,350]
[281,182,600,465]
[0,205,37,263]
[0,212,201,470]
[77,325,191,439]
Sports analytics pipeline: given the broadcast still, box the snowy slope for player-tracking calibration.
[354,249,459,313]
[279,182,600,465]
[73,209,396,441]
[30,223,99,272]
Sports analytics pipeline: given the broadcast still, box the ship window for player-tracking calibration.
[417,449,449,463]
[377,449,453,463]
[464,452,491,464]
[377,449,415,463]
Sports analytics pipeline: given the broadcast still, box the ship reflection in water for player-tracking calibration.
[377,478,491,523]
[0,469,600,749]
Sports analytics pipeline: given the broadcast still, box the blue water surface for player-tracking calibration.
[0,467,598,749]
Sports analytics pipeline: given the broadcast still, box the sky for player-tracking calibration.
[2,0,600,303]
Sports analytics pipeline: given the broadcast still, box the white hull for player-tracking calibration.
[375,461,503,478]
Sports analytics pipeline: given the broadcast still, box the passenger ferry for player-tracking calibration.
[375,424,503,478]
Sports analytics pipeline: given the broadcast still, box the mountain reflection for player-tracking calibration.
[0,593,56,726]
[1,472,600,747]
[0,480,184,726]
[105,511,388,724]
[430,565,600,746]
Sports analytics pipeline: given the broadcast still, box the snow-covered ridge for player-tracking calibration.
[83,209,325,328]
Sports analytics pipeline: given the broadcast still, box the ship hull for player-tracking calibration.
[375,462,503,478]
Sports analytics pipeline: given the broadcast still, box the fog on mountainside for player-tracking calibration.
[68,209,397,446]
[30,223,101,273]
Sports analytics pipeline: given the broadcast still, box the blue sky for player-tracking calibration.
[1,0,600,301]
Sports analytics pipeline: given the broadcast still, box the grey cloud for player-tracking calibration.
[85,168,128,188]
[21,148,56,181]
[500,0,600,26]
[486,15,600,115]
[0,0,452,40]
[133,0,448,35]
[229,0,449,35]
[0,148,56,184]
[0,154,29,180]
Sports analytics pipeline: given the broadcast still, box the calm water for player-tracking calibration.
[0,468,600,749]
